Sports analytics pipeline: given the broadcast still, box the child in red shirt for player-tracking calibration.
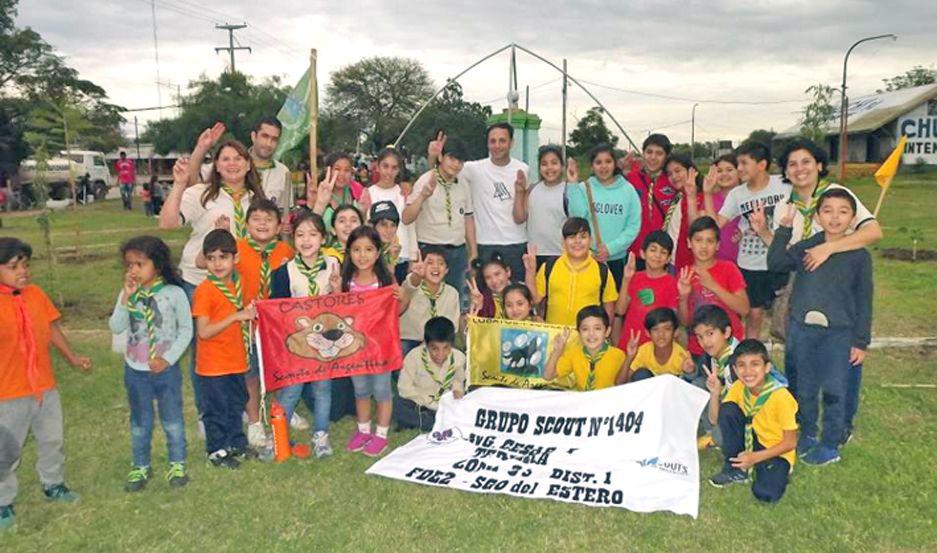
[614,230,678,348]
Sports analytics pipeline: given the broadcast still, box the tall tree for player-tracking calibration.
[325,57,434,153]
[400,82,491,161]
[568,107,618,156]
[878,66,937,93]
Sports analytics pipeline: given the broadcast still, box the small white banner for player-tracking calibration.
[367,375,709,517]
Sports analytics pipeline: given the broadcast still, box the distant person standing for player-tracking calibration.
[115,152,136,210]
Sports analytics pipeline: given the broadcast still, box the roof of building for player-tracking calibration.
[778,83,937,138]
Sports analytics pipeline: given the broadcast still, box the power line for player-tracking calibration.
[215,23,251,73]
[578,79,803,105]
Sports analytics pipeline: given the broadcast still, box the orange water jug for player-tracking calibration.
[270,402,291,462]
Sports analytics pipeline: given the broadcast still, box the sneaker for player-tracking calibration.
[313,431,333,459]
[797,434,819,456]
[697,433,715,450]
[208,449,240,469]
[802,446,841,466]
[346,431,372,452]
[363,436,389,457]
[43,483,79,502]
[124,466,151,493]
[708,468,750,488]
[229,446,259,461]
[247,422,267,448]
[839,426,854,447]
[290,413,310,431]
[166,462,189,489]
[0,505,14,531]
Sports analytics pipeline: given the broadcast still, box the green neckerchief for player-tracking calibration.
[582,342,610,391]
[419,281,442,318]
[221,184,248,239]
[433,167,457,226]
[246,237,277,299]
[206,271,250,364]
[789,179,830,239]
[381,242,399,268]
[126,278,166,360]
[713,337,740,398]
[250,148,273,170]
[492,292,505,319]
[421,346,456,402]
[663,191,682,229]
[741,374,786,474]
[294,253,327,296]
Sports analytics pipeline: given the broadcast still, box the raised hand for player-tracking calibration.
[514,169,527,196]
[702,165,718,195]
[623,252,637,281]
[329,266,342,292]
[623,150,637,170]
[121,271,139,305]
[420,174,438,200]
[466,278,483,317]
[358,187,372,214]
[408,250,426,280]
[677,266,693,298]
[702,362,721,394]
[196,122,226,151]
[625,329,641,358]
[314,167,337,207]
[779,203,796,228]
[566,157,579,183]
[553,328,571,357]
[685,168,699,196]
[172,157,190,186]
[428,130,447,160]
[214,214,231,230]
[749,202,768,234]
[522,243,538,277]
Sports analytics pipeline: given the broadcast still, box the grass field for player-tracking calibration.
[1,174,936,552]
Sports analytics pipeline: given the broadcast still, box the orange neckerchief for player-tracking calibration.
[1,284,41,400]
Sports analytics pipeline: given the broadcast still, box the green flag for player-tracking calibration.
[273,68,311,160]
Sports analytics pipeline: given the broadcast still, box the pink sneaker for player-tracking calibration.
[363,436,389,457]
[346,431,372,452]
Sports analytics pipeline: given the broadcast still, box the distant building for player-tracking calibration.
[777,83,937,164]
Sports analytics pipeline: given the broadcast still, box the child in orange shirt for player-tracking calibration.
[191,229,257,469]
[0,238,91,531]
[235,199,293,448]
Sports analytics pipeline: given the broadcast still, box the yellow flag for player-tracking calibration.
[874,135,908,189]
[467,317,577,390]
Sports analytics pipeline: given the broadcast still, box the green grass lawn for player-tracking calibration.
[1,181,936,551]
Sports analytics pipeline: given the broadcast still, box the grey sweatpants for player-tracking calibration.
[0,389,66,506]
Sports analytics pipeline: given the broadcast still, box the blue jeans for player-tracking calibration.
[419,243,468,312]
[124,364,186,466]
[718,402,790,503]
[181,280,204,418]
[120,183,133,209]
[844,363,862,431]
[786,320,850,449]
[276,380,332,434]
[197,373,248,454]
[350,373,393,403]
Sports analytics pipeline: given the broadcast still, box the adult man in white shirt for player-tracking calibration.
[430,124,530,281]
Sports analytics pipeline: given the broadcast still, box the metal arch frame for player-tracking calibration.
[392,42,639,152]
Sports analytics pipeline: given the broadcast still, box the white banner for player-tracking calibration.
[367,375,709,517]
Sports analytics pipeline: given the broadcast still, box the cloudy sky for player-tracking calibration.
[16,0,937,149]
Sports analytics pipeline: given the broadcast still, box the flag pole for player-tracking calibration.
[308,49,319,183]
[872,187,887,218]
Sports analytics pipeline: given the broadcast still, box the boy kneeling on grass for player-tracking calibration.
[0,238,92,531]
[395,317,466,431]
[544,305,627,391]
[705,339,797,503]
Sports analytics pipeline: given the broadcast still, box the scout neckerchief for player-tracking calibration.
[247,237,277,299]
[419,281,443,318]
[422,346,456,402]
[582,342,609,391]
[126,278,167,360]
[295,253,327,296]
[1,284,41,400]
[206,271,251,364]
[330,185,352,209]
[433,167,456,226]
[713,337,740,397]
[492,292,505,319]
[644,170,661,221]
[249,148,273,170]
[741,374,786,472]
[663,191,682,230]
[790,179,830,240]
[221,184,248,239]
[381,242,399,268]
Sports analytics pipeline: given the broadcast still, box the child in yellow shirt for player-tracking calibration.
[544,305,627,391]
[621,307,693,383]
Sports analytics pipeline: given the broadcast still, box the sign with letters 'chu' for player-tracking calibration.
[898,100,937,164]
[367,376,709,518]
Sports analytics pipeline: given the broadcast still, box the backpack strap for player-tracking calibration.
[598,262,609,304]
[542,256,558,317]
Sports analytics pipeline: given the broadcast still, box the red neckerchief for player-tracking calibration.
[0,284,41,400]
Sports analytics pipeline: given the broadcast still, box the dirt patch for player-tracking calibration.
[880,248,937,262]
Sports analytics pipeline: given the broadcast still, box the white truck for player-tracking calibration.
[18,150,113,201]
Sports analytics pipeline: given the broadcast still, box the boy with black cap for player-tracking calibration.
[369,200,404,274]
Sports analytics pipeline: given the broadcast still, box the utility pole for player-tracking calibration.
[215,23,251,73]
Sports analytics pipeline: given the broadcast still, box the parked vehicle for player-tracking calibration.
[18,150,113,201]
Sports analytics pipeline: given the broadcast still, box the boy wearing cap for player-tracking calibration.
[370,201,405,274]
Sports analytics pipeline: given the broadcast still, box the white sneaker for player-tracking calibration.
[247,422,267,448]
[313,431,333,458]
[290,413,310,431]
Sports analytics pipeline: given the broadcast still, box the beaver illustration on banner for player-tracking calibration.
[285,313,366,361]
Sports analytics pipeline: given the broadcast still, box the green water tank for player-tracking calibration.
[487,109,542,181]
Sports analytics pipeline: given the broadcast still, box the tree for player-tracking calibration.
[568,107,617,156]
[399,82,491,161]
[800,83,836,144]
[325,57,434,153]
[878,66,937,93]
[747,129,776,146]
[142,71,288,155]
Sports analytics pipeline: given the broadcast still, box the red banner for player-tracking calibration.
[256,287,402,392]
